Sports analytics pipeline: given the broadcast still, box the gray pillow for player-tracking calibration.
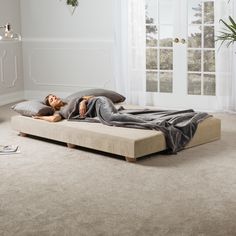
[12,100,54,117]
[65,89,126,103]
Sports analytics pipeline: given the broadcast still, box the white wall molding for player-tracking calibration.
[0,0,23,98]
[22,38,114,43]
[24,90,71,100]
[0,91,24,106]
[28,47,112,88]
[0,48,19,88]
[23,39,115,91]
[0,49,19,88]
[0,50,5,83]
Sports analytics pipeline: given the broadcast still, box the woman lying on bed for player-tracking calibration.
[34,94,144,123]
[33,94,210,153]
[33,94,93,122]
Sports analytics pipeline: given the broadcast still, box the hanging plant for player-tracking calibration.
[63,0,79,15]
[66,0,78,7]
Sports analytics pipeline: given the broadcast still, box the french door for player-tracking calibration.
[145,0,217,110]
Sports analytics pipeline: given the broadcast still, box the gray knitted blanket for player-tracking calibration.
[67,96,210,153]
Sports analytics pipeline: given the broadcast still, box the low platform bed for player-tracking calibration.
[11,114,221,162]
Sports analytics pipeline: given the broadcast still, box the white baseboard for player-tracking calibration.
[0,91,24,106]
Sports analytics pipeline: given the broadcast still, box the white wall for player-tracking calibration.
[233,1,236,109]
[0,0,24,105]
[20,0,115,99]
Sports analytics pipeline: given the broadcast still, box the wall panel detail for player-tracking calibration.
[25,40,114,91]
[0,48,19,88]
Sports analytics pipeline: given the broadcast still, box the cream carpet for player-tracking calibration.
[0,103,236,236]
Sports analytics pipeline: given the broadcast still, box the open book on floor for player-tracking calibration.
[0,145,20,155]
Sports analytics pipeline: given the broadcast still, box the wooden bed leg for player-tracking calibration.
[125,156,137,163]
[19,132,27,137]
[67,143,76,149]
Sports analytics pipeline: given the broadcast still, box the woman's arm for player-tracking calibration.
[79,96,94,117]
[82,95,94,101]
[79,100,87,117]
[33,113,62,122]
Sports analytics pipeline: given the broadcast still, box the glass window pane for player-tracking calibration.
[204,74,215,95]
[188,73,201,95]
[159,25,173,47]
[145,0,158,24]
[204,26,215,48]
[188,50,201,71]
[160,72,172,93]
[146,25,158,47]
[204,2,214,24]
[188,0,202,24]
[160,49,173,70]
[146,49,158,70]
[188,26,202,48]
[204,50,215,72]
[159,0,174,24]
[146,71,158,92]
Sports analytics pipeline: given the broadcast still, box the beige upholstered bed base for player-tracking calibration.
[11,114,221,162]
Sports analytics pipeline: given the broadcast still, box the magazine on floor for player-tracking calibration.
[0,145,20,155]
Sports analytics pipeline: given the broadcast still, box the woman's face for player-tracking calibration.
[48,95,62,108]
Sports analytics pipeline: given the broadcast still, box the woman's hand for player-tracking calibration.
[32,114,62,122]
[79,95,93,117]
[32,115,40,119]
[79,100,87,117]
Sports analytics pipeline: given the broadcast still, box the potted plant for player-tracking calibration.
[217,16,236,47]
[217,0,236,47]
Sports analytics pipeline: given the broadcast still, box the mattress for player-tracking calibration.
[11,112,221,162]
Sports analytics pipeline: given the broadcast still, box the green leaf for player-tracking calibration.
[67,0,78,7]
[220,19,236,35]
[228,16,236,28]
